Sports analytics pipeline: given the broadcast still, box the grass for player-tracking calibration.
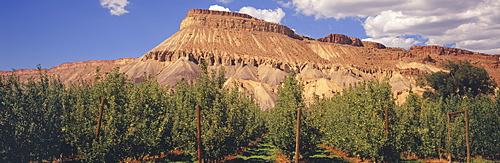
[226,137,350,163]
[307,147,350,163]
[225,137,276,163]
[399,158,424,163]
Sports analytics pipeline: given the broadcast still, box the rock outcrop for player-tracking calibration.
[0,58,135,84]
[4,9,500,110]
[139,9,331,74]
[407,45,500,83]
[181,9,301,40]
[362,41,386,49]
[409,45,480,56]
[317,34,363,46]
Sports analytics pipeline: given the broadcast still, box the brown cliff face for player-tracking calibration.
[4,9,500,109]
[1,58,135,84]
[411,45,500,61]
[409,45,480,56]
[317,34,363,46]
[187,9,255,19]
[181,9,301,39]
[408,45,500,83]
[140,9,331,73]
[362,41,386,49]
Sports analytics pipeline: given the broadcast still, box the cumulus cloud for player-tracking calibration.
[278,1,293,8]
[217,0,233,4]
[100,0,130,16]
[207,5,286,24]
[209,5,230,12]
[363,36,423,49]
[238,7,286,24]
[287,0,500,54]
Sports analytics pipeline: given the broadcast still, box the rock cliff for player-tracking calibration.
[0,58,135,84]
[317,33,363,46]
[362,41,386,49]
[181,9,301,39]
[409,45,479,56]
[4,9,500,110]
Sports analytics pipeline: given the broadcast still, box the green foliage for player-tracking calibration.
[394,94,447,158]
[310,81,398,162]
[423,60,496,97]
[443,95,500,158]
[170,66,265,161]
[61,67,266,162]
[0,72,65,162]
[394,93,423,156]
[1,66,265,162]
[393,93,500,160]
[62,67,173,162]
[2,62,500,162]
[267,73,320,160]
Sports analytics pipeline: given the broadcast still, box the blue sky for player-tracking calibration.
[1,0,499,71]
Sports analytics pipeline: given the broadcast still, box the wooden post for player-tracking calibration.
[384,109,389,138]
[95,98,106,141]
[447,110,470,163]
[196,105,203,163]
[295,108,301,163]
[447,113,451,163]
[465,109,470,163]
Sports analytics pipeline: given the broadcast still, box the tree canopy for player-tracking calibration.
[423,60,496,97]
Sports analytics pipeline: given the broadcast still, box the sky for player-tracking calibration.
[1,0,499,71]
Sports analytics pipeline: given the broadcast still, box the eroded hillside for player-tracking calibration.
[3,9,499,110]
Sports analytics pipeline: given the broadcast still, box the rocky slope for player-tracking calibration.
[0,58,135,84]
[3,9,499,110]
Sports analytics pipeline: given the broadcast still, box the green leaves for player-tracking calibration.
[169,66,265,161]
[0,73,65,162]
[423,60,497,98]
[267,73,320,160]
[309,81,398,162]
[3,60,499,162]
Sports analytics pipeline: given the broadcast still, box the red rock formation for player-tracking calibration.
[409,45,500,61]
[4,9,500,109]
[409,45,476,56]
[182,9,301,40]
[187,9,255,19]
[317,34,363,46]
[0,58,136,84]
[0,69,49,77]
[362,41,386,49]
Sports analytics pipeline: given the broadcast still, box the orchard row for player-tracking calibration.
[1,61,499,162]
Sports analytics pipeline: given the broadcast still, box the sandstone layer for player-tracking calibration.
[0,58,135,84]
[4,9,500,110]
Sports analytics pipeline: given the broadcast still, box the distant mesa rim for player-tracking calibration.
[187,9,255,19]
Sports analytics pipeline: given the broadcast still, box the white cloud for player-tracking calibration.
[217,0,233,4]
[238,7,286,24]
[206,5,286,24]
[287,0,500,54]
[100,0,130,16]
[363,36,423,49]
[209,5,230,12]
[278,1,293,8]
[474,48,500,55]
